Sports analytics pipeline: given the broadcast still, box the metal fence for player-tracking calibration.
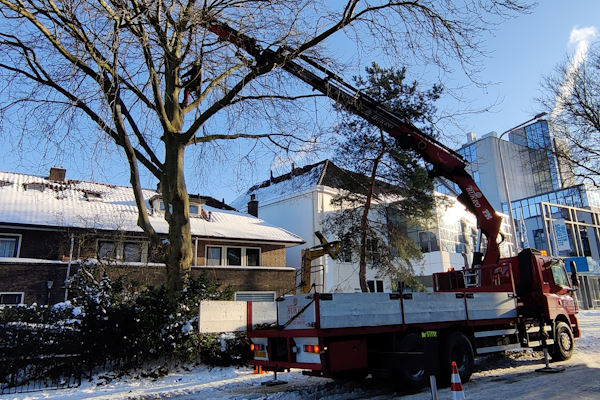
[1,355,82,394]
[1,324,82,394]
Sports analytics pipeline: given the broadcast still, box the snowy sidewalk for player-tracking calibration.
[3,311,599,400]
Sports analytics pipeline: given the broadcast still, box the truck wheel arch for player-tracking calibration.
[440,330,475,384]
[394,332,429,389]
[551,320,574,361]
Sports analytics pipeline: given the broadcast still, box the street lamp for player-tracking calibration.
[497,112,548,255]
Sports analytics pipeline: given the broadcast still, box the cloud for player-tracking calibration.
[569,26,598,47]
[552,26,599,119]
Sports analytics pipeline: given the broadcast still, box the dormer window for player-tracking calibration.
[152,196,203,215]
[23,182,45,192]
[159,201,200,215]
[159,201,172,213]
[84,191,102,201]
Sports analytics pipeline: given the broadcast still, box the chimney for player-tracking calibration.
[248,194,259,217]
[49,166,66,182]
[467,132,477,143]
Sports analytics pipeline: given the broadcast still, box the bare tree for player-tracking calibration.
[540,41,600,184]
[0,0,530,296]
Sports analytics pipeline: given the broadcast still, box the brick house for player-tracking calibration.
[0,168,304,306]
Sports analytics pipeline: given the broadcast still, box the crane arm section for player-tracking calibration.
[205,20,503,267]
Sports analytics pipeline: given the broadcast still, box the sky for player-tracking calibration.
[1,1,599,206]
[451,0,600,142]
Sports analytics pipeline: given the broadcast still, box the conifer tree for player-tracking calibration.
[326,63,440,292]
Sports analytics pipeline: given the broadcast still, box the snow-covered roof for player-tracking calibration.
[231,160,331,210]
[231,159,387,211]
[0,171,304,246]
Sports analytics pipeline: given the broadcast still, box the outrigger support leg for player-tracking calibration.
[261,370,287,386]
[536,318,565,374]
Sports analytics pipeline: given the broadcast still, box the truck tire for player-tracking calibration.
[395,333,428,389]
[440,331,474,384]
[551,321,574,361]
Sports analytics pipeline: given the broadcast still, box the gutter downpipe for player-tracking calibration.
[64,234,74,302]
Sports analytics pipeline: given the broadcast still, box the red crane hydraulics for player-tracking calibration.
[205,20,504,268]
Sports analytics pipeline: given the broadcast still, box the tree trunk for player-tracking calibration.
[359,155,382,292]
[161,141,193,295]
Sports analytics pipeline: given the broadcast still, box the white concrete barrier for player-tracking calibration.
[198,300,277,333]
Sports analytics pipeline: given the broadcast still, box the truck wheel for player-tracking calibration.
[396,333,428,389]
[551,321,574,361]
[441,331,474,384]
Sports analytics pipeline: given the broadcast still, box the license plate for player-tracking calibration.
[254,350,267,359]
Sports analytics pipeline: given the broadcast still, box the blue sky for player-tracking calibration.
[450,0,600,142]
[1,1,599,205]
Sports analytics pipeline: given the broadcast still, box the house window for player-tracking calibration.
[418,231,439,253]
[366,238,380,263]
[98,241,117,259]
[206,246,222,266]
[338,235,353,263]
[123,242,142,262]
[0,292,23,306]
[97,240,148,262]
[205,246,261,266]
[227,248,242,266]
[189,204,200,214]
[0,234,20,257]
[246,248,260,266]
[367,280,384,293]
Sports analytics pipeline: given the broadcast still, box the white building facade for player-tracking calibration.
[233,160,514,293]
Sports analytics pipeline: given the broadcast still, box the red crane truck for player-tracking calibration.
[205,20,580,387]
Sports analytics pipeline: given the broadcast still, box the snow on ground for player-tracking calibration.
[4,311,600,400]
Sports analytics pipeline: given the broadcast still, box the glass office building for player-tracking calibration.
[503,184,600,252]
[457,143,480,187]
[503,184,600,220]
[509,120,562,194]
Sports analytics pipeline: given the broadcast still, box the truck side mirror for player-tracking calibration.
[569,260,579,289]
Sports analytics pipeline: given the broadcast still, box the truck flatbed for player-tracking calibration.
[275,292,517,331]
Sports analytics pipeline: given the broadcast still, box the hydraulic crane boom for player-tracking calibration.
[206,20,503,267]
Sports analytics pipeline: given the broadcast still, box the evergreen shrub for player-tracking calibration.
[0,269,251,378]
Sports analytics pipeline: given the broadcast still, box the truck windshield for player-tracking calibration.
[550,260,570,287]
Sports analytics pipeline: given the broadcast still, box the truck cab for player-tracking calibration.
[515,249,579,337]
[434,247,579,361]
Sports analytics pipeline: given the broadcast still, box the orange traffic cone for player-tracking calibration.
[450,361,465,400]
[254,365,264,374]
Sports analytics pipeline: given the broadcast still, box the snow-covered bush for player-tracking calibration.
[0,268,237,378]
[66,268,235,370]
[0,302,82,386]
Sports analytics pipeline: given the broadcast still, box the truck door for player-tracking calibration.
[544,259,578,317]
